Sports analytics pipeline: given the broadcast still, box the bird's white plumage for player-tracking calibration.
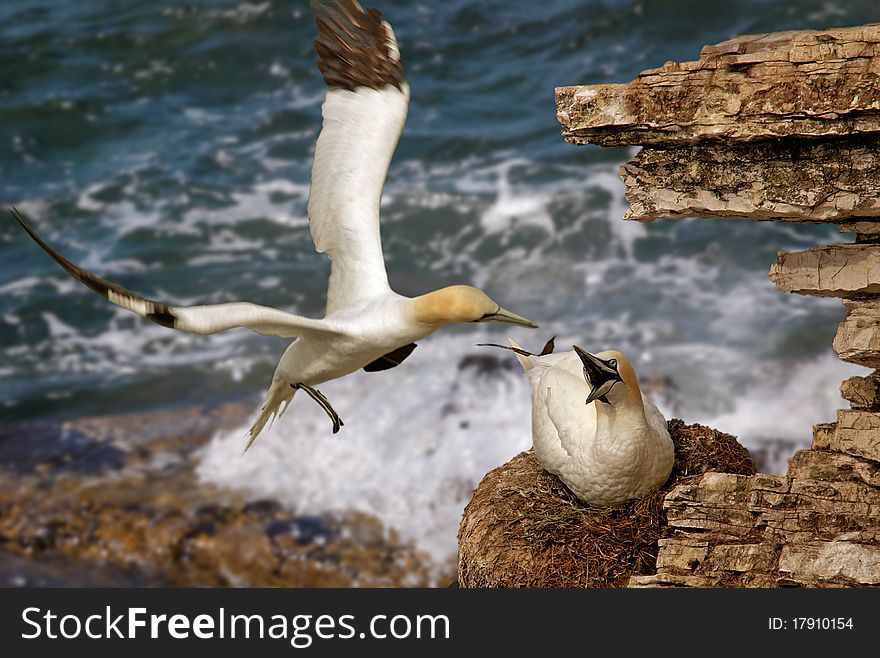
[169,302,344,338]
[12,1,539,449]
[512,340,674,507]
[308,85,410,315]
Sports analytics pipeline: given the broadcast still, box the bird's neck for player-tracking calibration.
[594,387,646,424]
[406,289,458,326]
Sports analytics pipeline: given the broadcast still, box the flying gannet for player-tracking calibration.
[492,339,673,507]
[9,0,538,449]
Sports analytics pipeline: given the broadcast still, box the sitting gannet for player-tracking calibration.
[504,339,673,507]
[9,0,538,449]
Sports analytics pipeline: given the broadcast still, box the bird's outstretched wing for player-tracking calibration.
[10,208,342,339]
[308,0,409,315]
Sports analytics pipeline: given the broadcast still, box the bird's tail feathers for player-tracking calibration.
[508,338,533,371]
[245,378,296,452]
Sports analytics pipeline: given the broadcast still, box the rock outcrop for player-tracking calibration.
[557,25,880,148]
[630,423,880,587]
[0,404,434,587]
[504,22,880,587]
[557,24,880,224]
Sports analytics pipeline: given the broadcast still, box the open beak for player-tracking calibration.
[481,307,539,329]
[573,345,617,405]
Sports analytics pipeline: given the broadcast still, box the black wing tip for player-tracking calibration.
[9,206,179,331]
[9,207,106,295]
[145,305,178,329]
[9,206,31,231]
[540,336,556,356]
[9,208,46,249]
[311,0,406,92]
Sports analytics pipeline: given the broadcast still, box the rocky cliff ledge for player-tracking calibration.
[557,24,880,224]
[553,23,880,587]
[464,24,880,588]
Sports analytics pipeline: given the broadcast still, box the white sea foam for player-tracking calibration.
[587,164,647,257]
[180,179,310,230]
[696,351,866,473]
[0,276,46,296]
[162,2,272,23]
[196,330,534,574]
[479,159,555,235]
[42,312,79,339]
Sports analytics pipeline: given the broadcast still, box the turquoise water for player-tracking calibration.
[1,0,875,562]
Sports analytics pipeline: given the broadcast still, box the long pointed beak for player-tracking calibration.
[483,307,539,329]
[573,345,615,405]
[573,345,604,373]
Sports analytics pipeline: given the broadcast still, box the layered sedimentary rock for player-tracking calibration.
[769,244,880,298]
[840,371,880,410]
[557,24,880,148]
[556,24,880,223]
[621,137,880,222]
[630,422,880,587]
[833,300,880,367]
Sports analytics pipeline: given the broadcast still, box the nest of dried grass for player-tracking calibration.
[457,420,755,588]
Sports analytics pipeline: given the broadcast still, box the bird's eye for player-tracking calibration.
[608,359,618,369]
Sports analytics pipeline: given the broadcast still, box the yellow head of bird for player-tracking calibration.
[411,285,538,328]
[573,347,642,407]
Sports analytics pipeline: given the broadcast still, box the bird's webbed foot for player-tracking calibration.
[293,383,344,434]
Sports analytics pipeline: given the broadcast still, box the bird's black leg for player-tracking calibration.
[293,383,344,434]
